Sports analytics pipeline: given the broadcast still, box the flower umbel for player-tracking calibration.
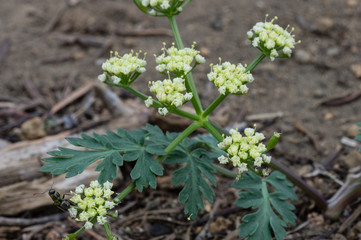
[207,60,254,95]
[248,14,300,61]
[217,127,271,179]
[155,42,204,76]
[99,50,147,85]
[148,77,193,114]
[68,180,118,230]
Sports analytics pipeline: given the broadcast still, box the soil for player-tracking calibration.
[1,0,361,239]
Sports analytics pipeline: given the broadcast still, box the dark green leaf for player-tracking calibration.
[41,126,168,187]
[233,171,297,240]
[164,147,216,220]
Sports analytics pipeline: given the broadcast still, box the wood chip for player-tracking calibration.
[350,63,361,78]
[245,111,285,121]
[294,122,321,152]
[50,81,95,114]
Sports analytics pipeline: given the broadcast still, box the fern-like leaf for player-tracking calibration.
[164,140,216,220]
[40,124,167,190]
[232,171,297,240]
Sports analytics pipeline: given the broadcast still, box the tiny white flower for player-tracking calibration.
[244,128,255,137]
[238,163,248,173]
[158,107,168,116]
[75,184,85,194]
[254,157,263,167]
[218,155,228,164]
[184,92,193,101]
[103,181,113,190]
[145,96,154,108]
[218,86,226,95]
[283,46,292,57]
[104,201,116,209]
[141,0,150,7]
[247,30,254,39]
[111,75,121,84]
[252,37,260,47]
[263,155,272,164]
[229,128,238,135]
[68,207,77,218]
[97,215,107,225]
[195,54,206,64]
[217,142,225,149]
[84,221,93,229]
[90,180,100,189]
[98,73,107,82]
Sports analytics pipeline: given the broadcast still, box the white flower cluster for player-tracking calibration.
[68,180,118,229]
[147,77,193,116]
[207,61,254,95]
[140,0,184,15]
[247,15,300,61]
[217,127,271,178]
[141,0,172,10]
[155,42,205,76]
[98,50,147,84]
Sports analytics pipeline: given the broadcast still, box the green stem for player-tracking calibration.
[165,121,201,153]
[203,94,227,118]
[172,108,200,121]
[103,222,114,240]
[113,182,136,203]
[203,120,223,141]
[168,16,184,48]
[168,16,203,115]
[181,0,193,8]
[213,164,236,178]
[246,53,266,72]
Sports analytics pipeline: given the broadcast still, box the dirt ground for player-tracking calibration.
[1,0,361,239]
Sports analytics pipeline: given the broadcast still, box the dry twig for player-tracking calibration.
[50,81,95,114]
[294,122,321,153]
[0,213,68,227]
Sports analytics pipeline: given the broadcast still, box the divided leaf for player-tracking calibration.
[40,125,168,190]
[232,171,297,240]
[164,146,216,220]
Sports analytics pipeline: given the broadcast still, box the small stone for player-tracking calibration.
[343,124,360,138]
[20,117,46,140]
[313,89,325,98]
[209,217,232,234]
[340,149,361,169]
[307,212,324,226]
[296,164,313,176]
[324,112,335,120]
[295,49,312,63]
[200,47,210,57]
[315,17,334,34]
[350,64,361,78]
[347,0,358,6]
[327,47,340,57]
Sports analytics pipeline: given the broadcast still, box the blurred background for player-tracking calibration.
[0,0,360,239]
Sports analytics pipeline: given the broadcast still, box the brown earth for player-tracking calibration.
[0,0,361,239]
